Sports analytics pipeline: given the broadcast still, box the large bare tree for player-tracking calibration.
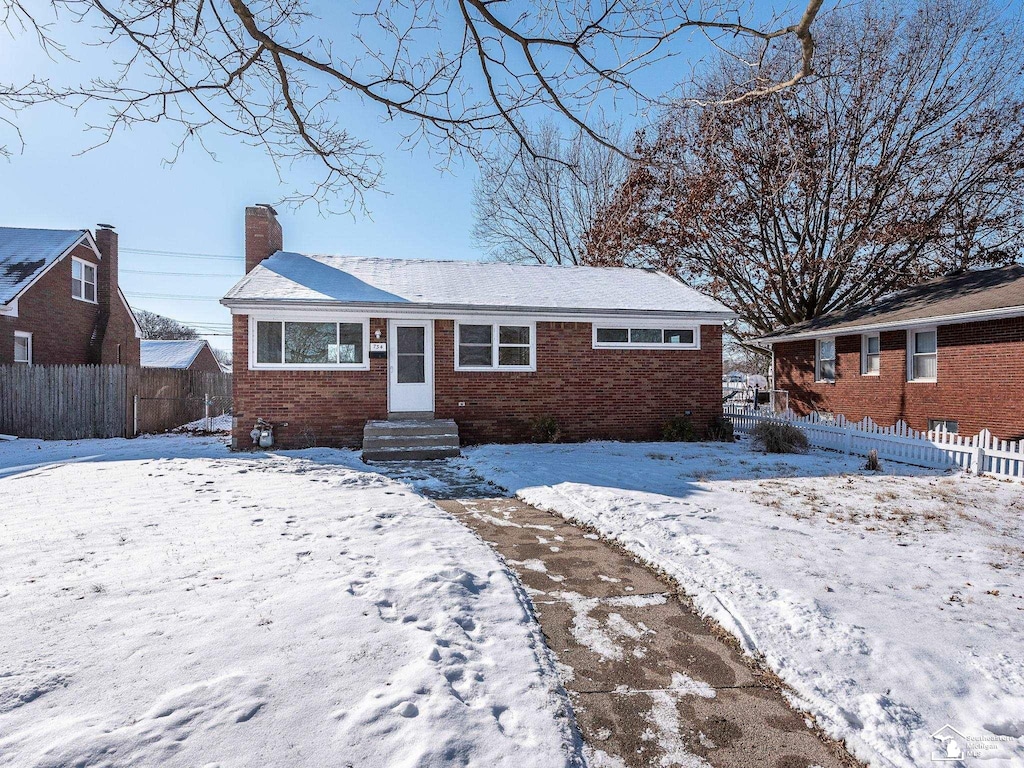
[589,0,1024,336]
[473,121,629,265]
[0,0,824,208]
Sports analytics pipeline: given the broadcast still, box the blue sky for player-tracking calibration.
[0,3,785,350]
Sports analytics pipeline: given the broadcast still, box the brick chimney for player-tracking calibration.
[89,223,117,363]
[94,224,118,315]
[245,204,283,273]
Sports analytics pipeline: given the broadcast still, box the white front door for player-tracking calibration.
[388,320,434,413]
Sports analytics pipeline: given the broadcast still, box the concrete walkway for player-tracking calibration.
[377,462,858,768]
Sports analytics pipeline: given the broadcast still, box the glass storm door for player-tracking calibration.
[388,320,434,413]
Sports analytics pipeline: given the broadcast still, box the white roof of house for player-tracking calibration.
[141,339,210,369]
[0,227,88,304]
[222,253,734,319]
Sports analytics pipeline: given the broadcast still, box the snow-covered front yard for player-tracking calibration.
[464,439,1024,768]
[0,436,580,767]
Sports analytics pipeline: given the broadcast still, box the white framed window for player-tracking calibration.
[815,337,836,382]
[861,333,880,375]
[250,318,369,370]
[13,331,31,364]
[71,257,97,303]
[928,419,958,434]
[907,328,937,382]
[592,324,700,350]
[455,321,536,371]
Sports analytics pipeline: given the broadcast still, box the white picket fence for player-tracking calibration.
[724,405,1024,481]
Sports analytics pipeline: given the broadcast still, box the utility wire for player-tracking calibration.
[122,268,241,277]
[127,291,225,301]
[121,247,242,262]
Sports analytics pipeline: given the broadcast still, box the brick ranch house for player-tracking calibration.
[0,226,141,366]
[221,205,734,450]
[141,339,224,373]
[759,264,1024,440]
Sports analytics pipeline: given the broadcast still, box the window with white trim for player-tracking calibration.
[14,331,31,364]
[928,419,958,434]
[815,338,836,382]
[71,257,97,303]
[253,320,367,368]
[592,325,700,349]
[456,322,534,370]
[908,329,937,381]
[861,333,880,375]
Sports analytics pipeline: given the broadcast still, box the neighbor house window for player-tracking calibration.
[815,338,836,382]
[861,333,880,375]
[592,325,699,349]
[908,329,937,381]
[456,322,534,370]
[252,320,367,368]
[13,331,31,364]
[71,257,97,303]
[928,419,958,433]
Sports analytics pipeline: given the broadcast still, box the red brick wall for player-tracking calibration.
[231,317,724,449]
[231,315,389,448]
[186,344,223,373]
[0,243,103,365]
[100,294,141,366]
[435,320,723,444]
[773,316,1024,439]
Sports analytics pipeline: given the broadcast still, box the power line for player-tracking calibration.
[121,247,242,262]
[127,291,225,301]
[122,268,241,277]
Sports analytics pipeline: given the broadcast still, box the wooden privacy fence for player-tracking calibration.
[724,404,1024,481]
[0,365,232,440]
[0,364,131,440]
[132,368,232,435]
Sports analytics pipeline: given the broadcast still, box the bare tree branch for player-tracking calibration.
[1,0,824,208]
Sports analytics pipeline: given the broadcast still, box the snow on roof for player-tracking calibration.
[140,339,210,369]
[222,253,734,318]
[0,227,87,305]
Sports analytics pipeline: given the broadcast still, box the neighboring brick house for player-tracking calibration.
[759,265,1024,439]
[141,339,224,373]
[221,205,733,450]
[0,226,141,366]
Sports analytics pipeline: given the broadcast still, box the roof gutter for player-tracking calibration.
[757,304,1024,344]
[219,297,737,323]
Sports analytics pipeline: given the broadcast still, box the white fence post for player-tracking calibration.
[972,430,990,476]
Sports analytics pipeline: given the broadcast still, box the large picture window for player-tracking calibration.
[816,338,836,382]
[456,322,534,370]
[71,257,97,303]
[253,320,367,368]
[592,325,700,350]
[908,329,937,381]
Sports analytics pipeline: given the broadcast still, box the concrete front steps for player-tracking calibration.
[362,418,461,462]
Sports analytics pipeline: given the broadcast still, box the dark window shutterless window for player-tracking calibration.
[255,320,365,366]
[594,325,699,349]
[498,326,531,366]
[456,322,534,370]
[458,324,493,367]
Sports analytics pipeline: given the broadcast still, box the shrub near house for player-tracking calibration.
[220,205,735,449]
[760,265,1024,440]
